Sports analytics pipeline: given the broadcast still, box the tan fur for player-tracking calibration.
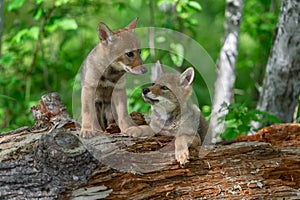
[125,61,208,165]
[80,18,146,138]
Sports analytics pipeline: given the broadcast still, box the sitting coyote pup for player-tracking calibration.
[80,18,147,138]
[125,61,208,165]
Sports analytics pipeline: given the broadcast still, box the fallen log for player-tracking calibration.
[0,93,299,199]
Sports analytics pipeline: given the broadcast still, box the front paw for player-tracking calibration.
[79,128,103,139]
[124,126,144,137]
[175,147,189,166]
[175,139,190,166]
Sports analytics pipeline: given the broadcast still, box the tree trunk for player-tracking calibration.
[0,93,300,199]
[256,0,300,123]
[210,0,244,142]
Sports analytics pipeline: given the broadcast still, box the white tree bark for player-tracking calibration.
[210,0,244,142]
[256,0,300,123]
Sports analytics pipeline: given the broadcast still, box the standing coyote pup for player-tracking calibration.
[125,61,208,165]
[80,18,146,138]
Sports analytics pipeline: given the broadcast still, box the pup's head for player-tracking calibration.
[142,61,195,112]
[98,17,146,75]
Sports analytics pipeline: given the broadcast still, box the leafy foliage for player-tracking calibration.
[128,85,151,115]
[218,103,281,140]
[0,0,206,132]
[0,0,290,134]
[235,0,280,106]
[1,0,80,131]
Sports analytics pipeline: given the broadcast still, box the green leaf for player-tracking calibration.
[178,12,189,19]
[55,0,69,7]
[225,119,238,128]
[170,43,184,67]
[35,0,43,4]
[8,0,26,11]
[34,8,43,20]
[187,18,198,25]
[12,29,28,43]
[188,1,202,12]
[141,49,150,61]
[57,18,78,30]
[45,23,58,33]
[10,26,40,44]
[176,4,183,12]
[46,18,77,33]
[28,26,40,40]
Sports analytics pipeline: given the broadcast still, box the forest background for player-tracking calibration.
[1,0,298,137]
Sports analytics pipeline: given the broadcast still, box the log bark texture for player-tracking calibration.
[0,93,300,199]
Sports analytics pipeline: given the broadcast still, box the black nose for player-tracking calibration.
[143,88,150,94]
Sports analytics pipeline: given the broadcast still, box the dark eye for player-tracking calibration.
[126,51,134,58]
[161,86,169,90]
[151,83,155,86]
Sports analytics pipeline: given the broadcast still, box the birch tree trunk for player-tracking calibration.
[256,0,300,124]
[210,0,244,142]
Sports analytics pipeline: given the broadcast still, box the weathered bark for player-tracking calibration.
[256,0,300,123]
[1,93,300,199]
[210,0,244,142]
[0,93,97,199]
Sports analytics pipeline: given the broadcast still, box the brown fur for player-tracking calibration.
[80,18,146,138]
[125,61,208,165]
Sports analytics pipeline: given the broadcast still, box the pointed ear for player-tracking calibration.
[179,67,194,87]
[125,17,138,30]
[151,60,164,82]
[98,22,113,44]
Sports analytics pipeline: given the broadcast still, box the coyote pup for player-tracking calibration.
[80,18,146,138]
[125,61,208,165]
